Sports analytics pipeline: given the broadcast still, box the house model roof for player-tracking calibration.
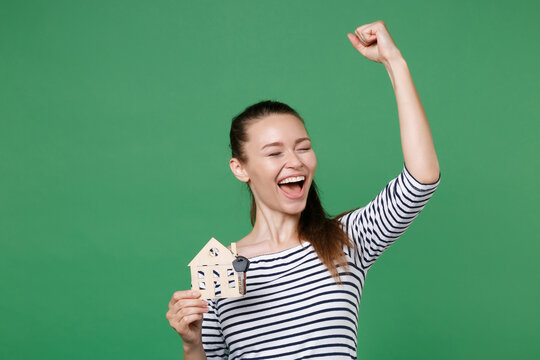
[188,237,236,267]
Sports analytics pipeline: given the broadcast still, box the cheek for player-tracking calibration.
[251,162,280,185]
[307,154,317,171]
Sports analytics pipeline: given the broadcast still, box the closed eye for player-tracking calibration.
[268,147,310,156]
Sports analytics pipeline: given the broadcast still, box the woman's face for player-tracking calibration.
[232,113,317,216]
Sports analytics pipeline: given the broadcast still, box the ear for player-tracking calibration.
[229,157,250,183]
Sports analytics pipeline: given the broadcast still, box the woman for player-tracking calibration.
[167,20,441,359]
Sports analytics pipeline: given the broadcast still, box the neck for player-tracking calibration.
[248,202,302,248]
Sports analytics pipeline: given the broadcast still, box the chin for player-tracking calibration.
[281,201,308,215]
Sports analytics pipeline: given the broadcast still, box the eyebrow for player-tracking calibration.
[260,137,311,150]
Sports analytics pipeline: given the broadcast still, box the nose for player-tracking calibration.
[284,149,303,168]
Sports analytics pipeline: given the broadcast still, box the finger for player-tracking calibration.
[174,299,209,312]
[169,290,201,307]
[354,29,368,45]
[364,31,377,43]
[176,308,208,327]
[347,33,366,52]
[354,25,371,43]
[180,313,204,327]
[355,28,376,46]
[180,305,210,318]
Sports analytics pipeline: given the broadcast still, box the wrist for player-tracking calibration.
[383,52,407,89]
[383,51,406,70]
[182,340,202,353]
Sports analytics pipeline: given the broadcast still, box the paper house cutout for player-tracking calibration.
[188,237,243,299]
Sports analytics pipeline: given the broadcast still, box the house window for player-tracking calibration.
[209,248,219,257]
[199,281,206,290]
[213,269,220,278]
[198,270,205,279]
[213,281,221,297]
[228,280,236,288]
[227,268,234,277]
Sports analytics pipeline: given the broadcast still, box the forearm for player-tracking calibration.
[183,342,207,360]
[384,54,440,183]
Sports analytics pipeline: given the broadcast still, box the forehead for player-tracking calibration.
[246,114,308,144]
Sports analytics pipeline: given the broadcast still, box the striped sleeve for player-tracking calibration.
[339,162,441,270]
[201,299,228,359]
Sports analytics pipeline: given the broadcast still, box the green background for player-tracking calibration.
[1,0,538,359]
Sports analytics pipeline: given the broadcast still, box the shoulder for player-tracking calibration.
[227,235,257,257]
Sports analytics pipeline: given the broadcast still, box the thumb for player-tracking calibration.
[347,33,367,53]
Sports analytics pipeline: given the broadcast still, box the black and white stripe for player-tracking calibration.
[201,163,441,359]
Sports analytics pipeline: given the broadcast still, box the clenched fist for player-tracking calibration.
[347,20,402,65]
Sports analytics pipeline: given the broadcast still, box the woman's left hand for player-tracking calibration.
[347,20,402,65]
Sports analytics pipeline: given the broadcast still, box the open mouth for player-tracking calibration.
[277,176,306,199]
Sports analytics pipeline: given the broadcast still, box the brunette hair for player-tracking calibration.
[229,100,355,283]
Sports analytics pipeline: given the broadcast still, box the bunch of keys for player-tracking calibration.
[231,243,250,295]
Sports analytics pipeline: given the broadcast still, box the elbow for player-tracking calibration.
[422,166,441,185]
[404,161,441,185]
[421,172,440,185]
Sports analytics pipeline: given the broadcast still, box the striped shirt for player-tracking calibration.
[201,162,441,359]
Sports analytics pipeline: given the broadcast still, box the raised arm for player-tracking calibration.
[347,20,440,183]
[338,21,441,269]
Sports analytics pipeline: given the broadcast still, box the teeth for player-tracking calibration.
[278,176,305,185]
